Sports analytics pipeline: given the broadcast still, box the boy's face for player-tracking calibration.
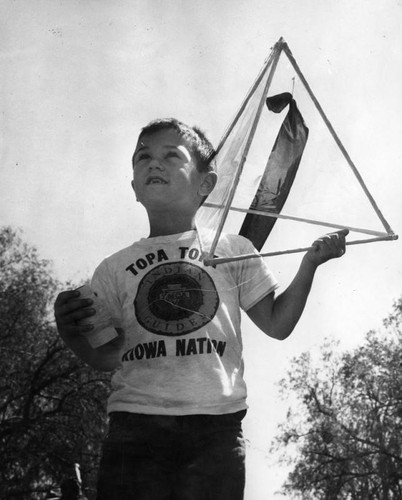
[132,129,215,213]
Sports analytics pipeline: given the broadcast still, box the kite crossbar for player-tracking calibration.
[203,233,398,266]
[203,203,389,238]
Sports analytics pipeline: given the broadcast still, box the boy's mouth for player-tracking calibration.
[146,176,168,185]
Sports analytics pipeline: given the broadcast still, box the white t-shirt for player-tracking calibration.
[91,229,278,416]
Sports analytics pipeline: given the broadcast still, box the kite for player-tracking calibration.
[196,37,397,266]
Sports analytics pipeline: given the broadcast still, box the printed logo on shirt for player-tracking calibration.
[134,261,219,336]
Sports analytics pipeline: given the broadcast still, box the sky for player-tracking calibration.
[1,0,402,498]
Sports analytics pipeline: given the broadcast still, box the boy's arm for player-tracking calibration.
[54,290,124,371]
[247,229,348,340]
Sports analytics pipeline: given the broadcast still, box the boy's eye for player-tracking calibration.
[166,151,180,159]
[136,153,150,161]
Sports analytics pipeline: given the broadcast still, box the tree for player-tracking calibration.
[0,227,110,499]
[272,298,402,499]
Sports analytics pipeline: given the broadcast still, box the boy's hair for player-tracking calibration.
[136,118,216,173]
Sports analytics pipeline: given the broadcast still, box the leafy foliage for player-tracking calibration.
[273,299,402,499]
[0,227,110,499]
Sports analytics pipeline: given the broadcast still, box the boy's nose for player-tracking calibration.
[148,158,165,170]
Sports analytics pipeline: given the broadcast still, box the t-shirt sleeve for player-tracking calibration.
[235,236,279,311]
[90,259,123,329]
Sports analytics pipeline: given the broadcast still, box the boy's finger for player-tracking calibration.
[70,307,96,322]
[54,290,80,306]
[55,307,96,331]
[328,232,347,257]
[55,298,94,317]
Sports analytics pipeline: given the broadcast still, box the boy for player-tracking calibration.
[54,118,347,500]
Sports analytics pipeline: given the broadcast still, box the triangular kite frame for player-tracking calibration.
[200,37,397,266]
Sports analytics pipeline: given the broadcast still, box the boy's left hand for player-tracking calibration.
[305,229,349,267]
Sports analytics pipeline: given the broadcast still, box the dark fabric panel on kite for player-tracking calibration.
[239,92,309,250]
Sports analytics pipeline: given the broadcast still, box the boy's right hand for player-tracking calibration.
[54,290,123,371]
[54,290,96,339]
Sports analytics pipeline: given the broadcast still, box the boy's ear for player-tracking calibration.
[198,172,217,197]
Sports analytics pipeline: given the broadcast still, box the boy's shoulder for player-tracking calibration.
[97,239,144,268]
[197,227,256,255]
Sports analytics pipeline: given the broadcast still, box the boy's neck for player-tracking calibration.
[147,211,197,238]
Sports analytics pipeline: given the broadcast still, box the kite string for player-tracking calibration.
[143,290,249,366]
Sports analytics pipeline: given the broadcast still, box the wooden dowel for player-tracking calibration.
[207,42,283,259]
[204,234,398,266]
[202,203,389,238]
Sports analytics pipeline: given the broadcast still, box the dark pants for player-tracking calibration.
[96,410,247,500]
